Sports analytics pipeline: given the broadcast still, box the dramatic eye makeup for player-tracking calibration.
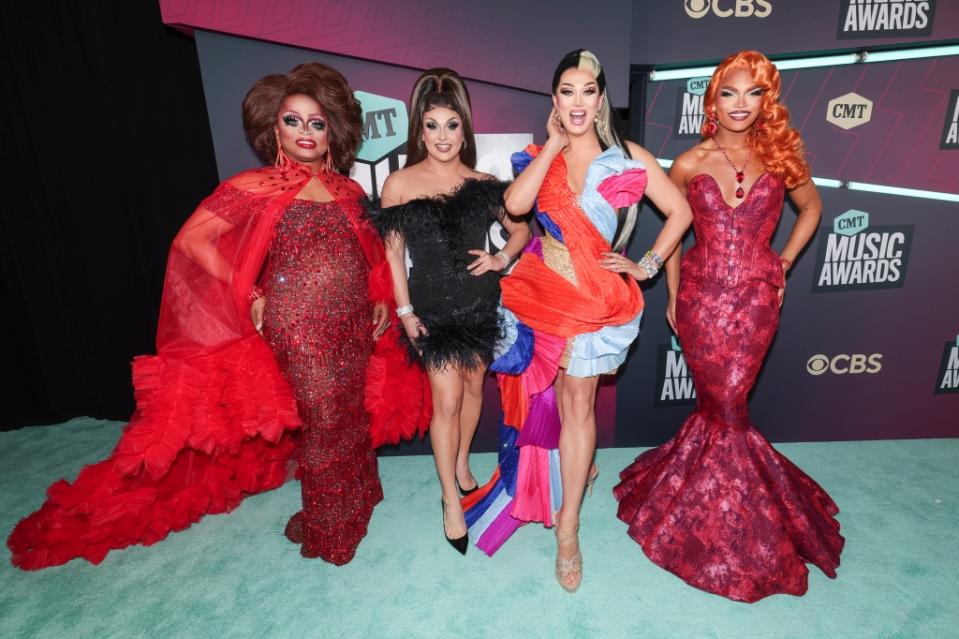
[559,83,598,97]
[720,87,763,98]
[424,120,459,131]
[281,113,325,131]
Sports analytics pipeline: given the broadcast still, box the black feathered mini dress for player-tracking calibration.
[373,178,507,372]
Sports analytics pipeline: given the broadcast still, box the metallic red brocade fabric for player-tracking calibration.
[262,199,382,565]
[614,173,844,602]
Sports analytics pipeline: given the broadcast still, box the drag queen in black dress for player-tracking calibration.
[374,69,530,554]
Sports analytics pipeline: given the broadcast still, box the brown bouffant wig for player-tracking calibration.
[405,68,476,168]
[701,50,810,189]
[242,62,362,174]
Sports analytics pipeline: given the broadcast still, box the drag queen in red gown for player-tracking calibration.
[613,51,844,602]
[8,63,428,570]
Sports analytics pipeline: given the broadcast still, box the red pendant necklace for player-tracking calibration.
[718,144,751,199]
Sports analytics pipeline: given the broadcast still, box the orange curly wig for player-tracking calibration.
[701,50,810,189]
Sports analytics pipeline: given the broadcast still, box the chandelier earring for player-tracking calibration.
[703,114,719,138]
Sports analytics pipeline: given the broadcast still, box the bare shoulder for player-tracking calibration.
[381,166,417,206]
[623,140,656,165]
[470,170,500,183]
[670,144,711,184]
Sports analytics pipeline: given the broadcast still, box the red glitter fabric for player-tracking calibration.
[262,200,382,564]
[613,173,844,602]
[7,160,428,570]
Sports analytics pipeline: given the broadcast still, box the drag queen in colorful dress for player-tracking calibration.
[613,50,844,602]
[8,63,428,570]
[464,50,692,591]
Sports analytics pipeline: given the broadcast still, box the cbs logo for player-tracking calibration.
[806,353,883,376]
[684,0,773,19]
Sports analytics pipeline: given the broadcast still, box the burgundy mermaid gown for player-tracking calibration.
[261,199,382,565]
[613,172,844,602]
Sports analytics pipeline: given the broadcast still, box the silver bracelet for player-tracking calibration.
[395,304,414,317]
[494,250,511,267]
[637,250,663,279]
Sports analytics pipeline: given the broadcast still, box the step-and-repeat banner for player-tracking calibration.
[630,0,959,67]
[619,55,959,446]
[169,1,958,451]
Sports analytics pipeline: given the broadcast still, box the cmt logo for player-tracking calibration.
[935,340,959,394]
[655,336,696,406]
[940,89,959,150]
[684,0,772,19]
[827,93,873,130]
[807,353,883,376]
[351,91,409,198]
[812,209,913,292]
[838,0,936,39]
[674,77,711,140]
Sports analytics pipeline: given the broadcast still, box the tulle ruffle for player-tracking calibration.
[8,334,301,570]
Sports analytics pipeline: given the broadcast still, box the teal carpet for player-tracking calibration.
[1,419,956,638]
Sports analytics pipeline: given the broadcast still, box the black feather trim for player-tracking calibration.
[401,306,502,372]
[370,178,507,243]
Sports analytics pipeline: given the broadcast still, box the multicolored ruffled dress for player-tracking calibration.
[463,144,648,554]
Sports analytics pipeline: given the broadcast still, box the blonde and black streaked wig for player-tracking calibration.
[406,68,477,168]
[552,49,636,250]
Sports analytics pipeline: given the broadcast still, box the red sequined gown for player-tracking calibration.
[614,173,844,602]
[261,199,382,565]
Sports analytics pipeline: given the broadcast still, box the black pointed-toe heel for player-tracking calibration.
[456,479,478,497]
[441,499,468,555]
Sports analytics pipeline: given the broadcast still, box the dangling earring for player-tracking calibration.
[323,152,334,173]
[703,114,718,138]
[273,130,285,167]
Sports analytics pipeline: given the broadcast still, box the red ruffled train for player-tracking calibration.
[8,325,428,571]
[8,335,299,570]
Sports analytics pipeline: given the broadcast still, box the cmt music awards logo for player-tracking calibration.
[826,92,873,130]
[683,0,772,19]
[934,337,959,394]
[812,209,913,292]
[351,91,408,199]
[941,89,959,150]
[806,353,883,376]
[838,0,936,38]
[655,336,696,406]
[674,77,710,140]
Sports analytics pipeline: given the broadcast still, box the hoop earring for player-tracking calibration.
[461,139,467,151]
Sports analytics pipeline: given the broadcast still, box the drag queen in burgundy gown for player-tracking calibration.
[613,51,844,602]
[7,63,428,570]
